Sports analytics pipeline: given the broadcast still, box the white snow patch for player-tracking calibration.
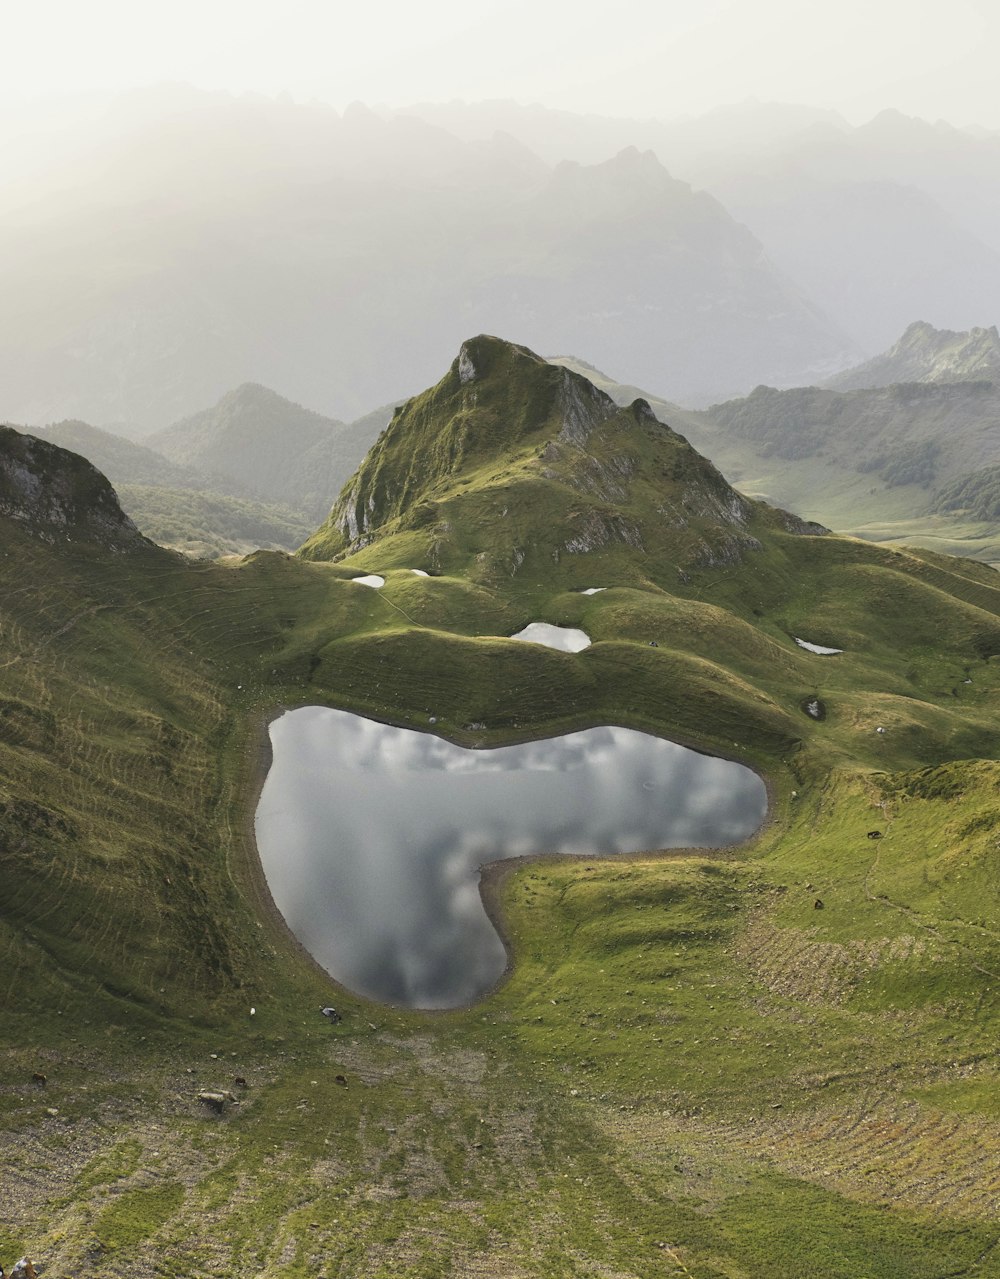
[511,623,591,652]
[410,569,430,577]
[795,637,843,655]
[581,587,607,595]
[352,574,385,589]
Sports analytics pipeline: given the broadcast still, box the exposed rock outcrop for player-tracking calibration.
[0,426,148,550]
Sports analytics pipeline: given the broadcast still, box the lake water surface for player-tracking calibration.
[255,707,767,1009]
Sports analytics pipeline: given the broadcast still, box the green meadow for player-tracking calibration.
[2,342,1000,1277]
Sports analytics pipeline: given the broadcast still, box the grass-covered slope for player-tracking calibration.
[3,357,1000,1278]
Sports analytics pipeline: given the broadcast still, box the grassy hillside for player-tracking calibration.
[115,484,313,558]
[3,353,1000,1278]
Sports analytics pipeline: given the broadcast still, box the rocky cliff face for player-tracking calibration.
[826,321,1000,391]
[0,426,147,550]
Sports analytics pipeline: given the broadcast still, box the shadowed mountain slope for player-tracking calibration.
[149,383,345,518]
[0,424,147,550]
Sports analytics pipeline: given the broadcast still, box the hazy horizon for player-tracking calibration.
[3,0,1000,131]
[2,2,999,432]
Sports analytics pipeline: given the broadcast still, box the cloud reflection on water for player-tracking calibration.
[256,707,766,1009]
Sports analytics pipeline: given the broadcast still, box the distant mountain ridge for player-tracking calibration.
[546,350,1000,564]
[825,321,1000,390]
[39,419,232,492]
[400,100,1000,358]
[148,383,385,522]
[0,87,858,427]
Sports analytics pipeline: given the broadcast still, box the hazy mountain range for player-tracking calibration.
[558,321,1000,564]
[400,100,1000,354]
[19,319,1000,564]
[32,385,390,556]
[825,320,1000,389]
[0,88,939,430]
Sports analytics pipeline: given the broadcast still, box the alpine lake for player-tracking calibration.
[255,705,768,1009]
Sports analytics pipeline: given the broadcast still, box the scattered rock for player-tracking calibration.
[198,1091,236,1114]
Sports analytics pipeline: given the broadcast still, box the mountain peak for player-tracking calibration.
[300,336,817,579]
[826,320,1000,390]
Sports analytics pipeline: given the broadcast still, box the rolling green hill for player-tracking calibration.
[3,340,1000,1279]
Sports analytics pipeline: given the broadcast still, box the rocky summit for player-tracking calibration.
[302,335,824,580]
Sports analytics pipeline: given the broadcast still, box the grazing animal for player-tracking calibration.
[334,1074,348,1087]
[234,1076,249,1089]
[10,1259,38,1279]
[31,1072,46,1086]
[814,899,824,910]
[867,830,883,840]
[321,1006,341,1023]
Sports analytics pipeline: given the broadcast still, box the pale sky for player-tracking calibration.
[2,0,999,128]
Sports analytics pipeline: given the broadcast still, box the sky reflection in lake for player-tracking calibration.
[255,707,767,1009]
